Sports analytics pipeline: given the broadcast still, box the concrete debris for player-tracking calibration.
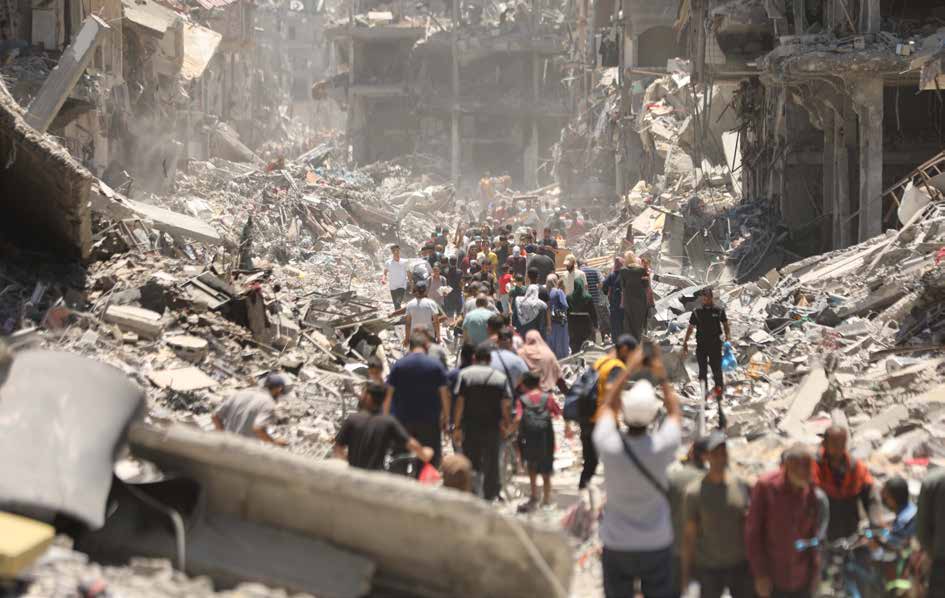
[103,305,165,340]
[147,366,218,392]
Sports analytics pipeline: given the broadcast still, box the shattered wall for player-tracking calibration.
[0,81,92,259]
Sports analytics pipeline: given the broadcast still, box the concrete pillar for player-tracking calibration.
[450,0,460,185]
[822,108,835,249]
[832,101,853,249]
[852,78,884,242]
[861,0,880,34]
[25,15,110,132]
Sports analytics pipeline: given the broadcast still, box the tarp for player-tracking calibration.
[0,350,145,528]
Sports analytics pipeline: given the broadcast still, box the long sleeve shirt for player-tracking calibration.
[745,470,829,593]
[917,469,945,560]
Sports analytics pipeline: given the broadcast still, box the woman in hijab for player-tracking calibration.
[567,277,595,354]
[619,251,650,341]
[546,274,570,359]
[518,330,569,394]
[515,284,549,338]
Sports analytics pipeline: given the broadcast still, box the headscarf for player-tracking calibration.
[569,277,592,307]
[516,284,546,325]
[546,273,559,290]
[624,251,641,267]
[518,330,561,392]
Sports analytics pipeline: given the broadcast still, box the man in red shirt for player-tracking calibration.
[745,443,829,598]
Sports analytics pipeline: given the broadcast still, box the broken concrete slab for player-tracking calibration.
[856,404,909,437]
[166,335,209,363]
[90,181,224,247]
[129,423,574,597]
[24,16,110,133]
[147,367,217,392]
[780,366,830,439]
[103,305,164,339]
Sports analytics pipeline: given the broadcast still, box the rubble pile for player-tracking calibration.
[648,203,945,474]
[0,144,456,460]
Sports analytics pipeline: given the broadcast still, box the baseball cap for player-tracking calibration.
[705,430,727,452]
[620,379,661,426]
[264,372,287,388]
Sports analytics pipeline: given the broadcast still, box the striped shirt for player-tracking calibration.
[581,267,603,304]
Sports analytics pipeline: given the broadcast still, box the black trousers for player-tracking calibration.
[696,343,724,394]
[462,422,501,500]
[403,420,441,468]
[929,559,945,598]
[697,562,754,598]
[579,421,598,489]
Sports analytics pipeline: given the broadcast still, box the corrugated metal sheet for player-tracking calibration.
[181,22,222,79]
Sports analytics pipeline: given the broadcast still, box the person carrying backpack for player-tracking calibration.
[516,370,562,512]
[574,334,638,491]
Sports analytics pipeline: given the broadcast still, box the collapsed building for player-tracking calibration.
[319,0,572,187]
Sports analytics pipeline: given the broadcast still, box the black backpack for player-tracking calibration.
[520,393,552,433]
[563,366,599,421]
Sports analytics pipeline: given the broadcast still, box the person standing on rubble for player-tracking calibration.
[602,256,625,338]
[334,381,434,471]
[428,264,447,313]
[404,281,441,346]
[680,431,754,598]
[619,252,650,342]
[812,425,880,540]
[745,443,829,598]
[453,342,513,501]
[213,373,288,446]
[681,288,731,398]
[594,346,682,598]
[383,245,409,311]
[384,333,451,467]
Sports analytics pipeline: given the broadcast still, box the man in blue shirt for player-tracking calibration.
[384,332,450,466]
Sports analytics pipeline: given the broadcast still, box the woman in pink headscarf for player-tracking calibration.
[518,330,569,394]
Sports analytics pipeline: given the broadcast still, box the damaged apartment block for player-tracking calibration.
[677,0,945,254]
[320,0,570,188]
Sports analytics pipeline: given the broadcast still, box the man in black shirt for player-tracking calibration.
[453,343,512,500]
[526,251,556,285]
[540,226,558,249]
[334,381,434,471]
[682,288,731,396]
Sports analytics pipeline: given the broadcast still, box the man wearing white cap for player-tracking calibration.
[593,345,681,598]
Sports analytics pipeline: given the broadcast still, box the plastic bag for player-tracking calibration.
[721,341,737,372]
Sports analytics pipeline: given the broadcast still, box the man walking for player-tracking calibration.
[463,295,495,347]
[384,333,450,466]
[602,256,624,339]
[334,381,434,471]
[594,346,682,598]
[746,443,829,598]
[382,244,409,310]
[581,259,608,342]
[917,468,945,598]
[813,425,879,540]
[404,281,441,345]
[453,343,513,500]
[682,288,731,397]
[681,431,753,598]
[213,373,288,446]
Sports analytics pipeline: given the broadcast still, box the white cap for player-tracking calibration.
[620,380,661,426]
[513,245,520,253]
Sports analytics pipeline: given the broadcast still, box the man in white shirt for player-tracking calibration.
[404,281,441,345]
[382,244,409,310]
[593,346,682,598]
